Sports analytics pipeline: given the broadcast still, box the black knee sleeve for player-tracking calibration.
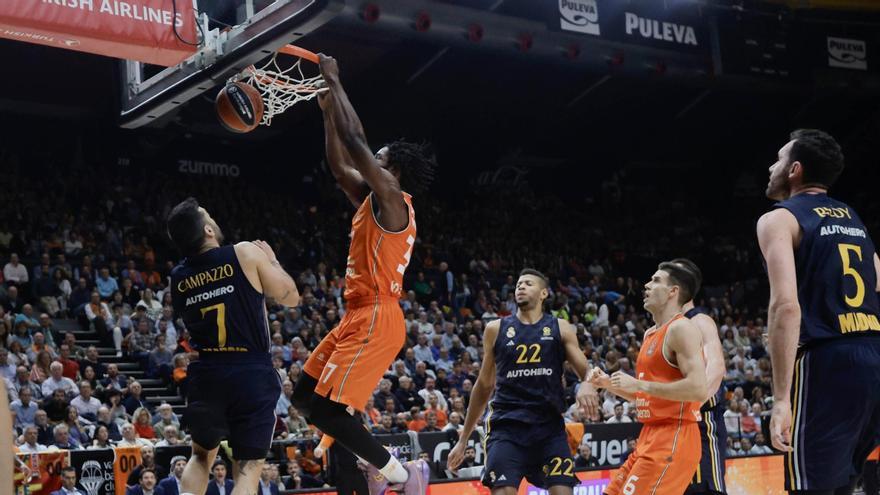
[309,394,391,469]
[291,373,318,419]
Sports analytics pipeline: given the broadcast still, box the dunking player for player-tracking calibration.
[591,262,707,495]
[165,199,301,495]
[446,269,600,494]
[758,129,880,494]
[290,54,436,494]
[674,259,728,495]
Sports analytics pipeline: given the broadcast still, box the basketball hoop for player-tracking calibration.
[229,44,326,126]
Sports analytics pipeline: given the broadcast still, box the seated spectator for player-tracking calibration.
[106,390,129,424]
[283,406,310,440]
[372,379,401,414]
[148,334,173,380]
[28,332,57,364]
[52,423,82,450]
[159,455,186,495]
[276,381,293,417]
[258,464,280,495]
[101,363,129,394]
[78,346,106,379]
[206,461,234,495]
[122,382,150,415]
[4,253,29,286]
[421,411,442,433]
[34,409,54,445]
[71,381,101,421]
[575,443,599,468]
[44,389,71,424]
[89,425,114,449]
[171,354,188,395]
[371,413,395,435]
[0,348,16,381]
[442,411,463,433]
[10,386,38,431]
[137,289,163,322]
[394,376,423,412]
[12,365,42,400]
[117,422,153,448]
[605,403,632,424]
[18,425,48,453]
[407,408,426,432]
[723,401,742,438]
[16,304,41,333]
[61,332,85,361]
[64,406,91,447]
[95,407,122,441]
[283,460,323,490]
[418,377,448,411]
[154,424,183,447]
[127,445,168,486]
[84,292,115,347]
[126,469,165,495]
[751,432,773,454]
[132,407,157,442]
[152,403,180,437]
[95,268,119,300]
[51,466,86,495]
[424,393,448,428]
[8,341,30,368]
[458,446,481,469]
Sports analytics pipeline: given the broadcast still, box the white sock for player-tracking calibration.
[113,327,123,351]
[379,456,409,484]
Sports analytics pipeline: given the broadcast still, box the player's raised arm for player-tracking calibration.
[447,320,499,472]
[610,318,707,403]
[235,240,300,307]
[692,313,725,401]
[559,320,599,418]
[757,208,801,452]
[317,54,408,231]
[317,91,369,208]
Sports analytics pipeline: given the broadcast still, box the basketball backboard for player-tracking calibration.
[119,0,343,129]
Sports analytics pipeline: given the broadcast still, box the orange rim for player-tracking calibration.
[278,44,319,64]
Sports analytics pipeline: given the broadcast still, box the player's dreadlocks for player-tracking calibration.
[386,139,437,195]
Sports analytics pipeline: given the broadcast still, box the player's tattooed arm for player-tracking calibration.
[246,240,301,307]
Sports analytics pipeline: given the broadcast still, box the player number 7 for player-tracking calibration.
[322,363,339,384]
[200,303,227,348]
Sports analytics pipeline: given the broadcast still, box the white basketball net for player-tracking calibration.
[232,52,326,126]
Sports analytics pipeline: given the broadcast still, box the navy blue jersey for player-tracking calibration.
[685,307,726,412]
[170,245,270,354]
[772,193,880,346]
[489,314,567,425]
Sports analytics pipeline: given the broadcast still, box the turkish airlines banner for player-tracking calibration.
[0,0,197,66]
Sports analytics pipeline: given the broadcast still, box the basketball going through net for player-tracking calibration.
[221,45,326,129]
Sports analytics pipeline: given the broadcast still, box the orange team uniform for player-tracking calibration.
[304,192,416,410]
[605,314,702,495]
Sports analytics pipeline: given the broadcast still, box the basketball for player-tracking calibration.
[215,82,264,133]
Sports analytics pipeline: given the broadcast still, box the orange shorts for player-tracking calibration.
[869,446,880,462]
[605,421,700,495]
[303,297,405,411]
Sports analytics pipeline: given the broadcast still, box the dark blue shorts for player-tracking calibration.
[186,356,281,460]
[482,419,578,490]
[686,402,727,494]
[786,336,880,491]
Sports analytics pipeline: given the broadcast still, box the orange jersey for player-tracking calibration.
[344,192,416,302]
[636,314,702,424]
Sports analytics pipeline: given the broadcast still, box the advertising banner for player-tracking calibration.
[0,0,197,66]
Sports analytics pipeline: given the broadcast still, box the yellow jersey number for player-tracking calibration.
[515,343,541,364]
[838,243,866,308]
[200,303,227,347]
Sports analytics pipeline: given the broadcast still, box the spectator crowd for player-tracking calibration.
[0,159,791,491]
